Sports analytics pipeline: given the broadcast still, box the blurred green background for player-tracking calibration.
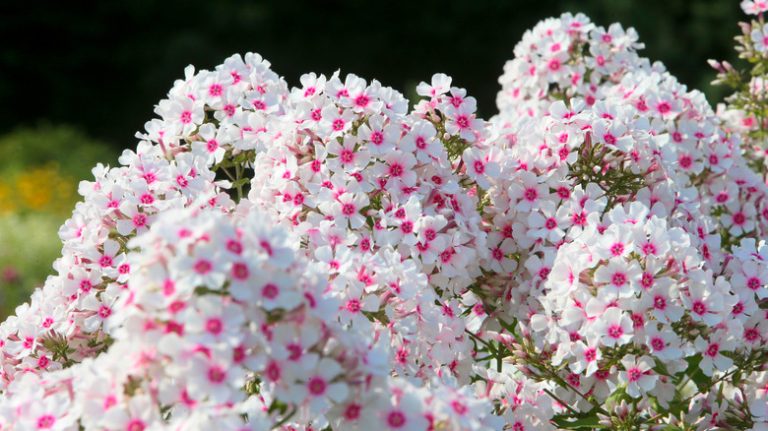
[0,0,745,316]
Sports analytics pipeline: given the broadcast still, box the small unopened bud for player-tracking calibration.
[597,413,613,428]
[613,400,631,419]
[739,21,752,34]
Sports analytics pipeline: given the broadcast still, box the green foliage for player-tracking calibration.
[0,123,115,181]
[0,213,62,317]
[0,125,116,318]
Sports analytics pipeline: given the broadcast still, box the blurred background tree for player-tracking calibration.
[0,0,742,148]
[0,0,744,315]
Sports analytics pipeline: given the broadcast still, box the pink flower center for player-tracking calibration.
[231,262,249,280]
[36,414,56,429]
[340,149,355,164]
[206,139,219,153]
[492,248,504,260]
[265,361,281,381]
[386,410,407,428]
[208,84,223,96]
[126,420,146,431]
[451,400,468,415]
[143,172,156,184]
[98,305,112,319]
[118,265,133,281]
[226,239,243,255]
[705,343,719,357]
[346,299,361,313]
[332,118,345,131]
[651,337,665,351]
[584,348,597,362]
[732,302,744,315]
[389,163,404,177]
[344,403,362,420]
[308,376,327,395]
[455,115,470,129]
[640,272,654,289]
[607,324,623,339]
[262,283,279,300]
[611,272,627,287]
[440,248,454,263]
[473,160,485,174]
[733,212,747,225]
[80,279,93,292]
[641,242,656,255]
[679,154,693,169]
[342,203,357,216]
[206,318,223,335]
[524,187,538,201]
[596,55,606,66]
[207,365,226,384]
[193,259,212,274]
[140,193,154,205]
[747,277,761,291]
[355,94,370,107]
[370,130,384,145]
[627,367,642,382]
[99,255,114,268]
[401,220,414,234]
[132,213,147,228]
[285,343,302,361]
[180,111,192,124]
[692,300,707,315]
[566,373,581,387]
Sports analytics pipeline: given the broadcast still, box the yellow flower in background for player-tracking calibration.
[0,182,13,213]
[2,164,75,215]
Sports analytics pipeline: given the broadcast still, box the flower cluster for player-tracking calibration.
[0,140,232,386]
[1,205,501,430]
[474,11,768,430]
[2,10,768,431]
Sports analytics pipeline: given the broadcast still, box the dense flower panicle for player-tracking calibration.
[0,141,232,385]
[243,70,501,384]
[2,10,768,431]
[2,206,502,430]
[479,11,768,430]
[0,54,503,430]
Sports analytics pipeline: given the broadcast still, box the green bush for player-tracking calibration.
[0,213,63,317]
[0,125,116,317]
